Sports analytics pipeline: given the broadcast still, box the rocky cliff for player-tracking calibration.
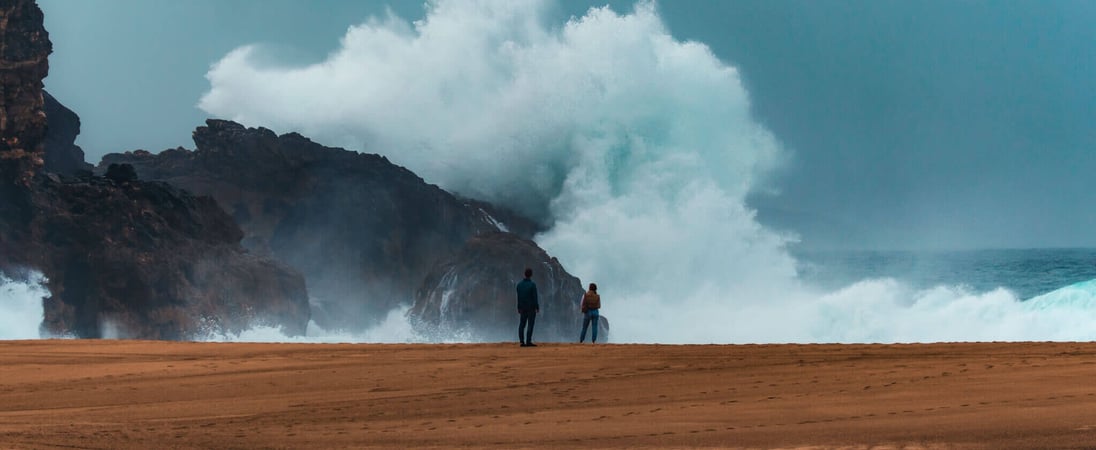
[0,0,309,339]
[42,90,91,175]
[101,121,593,340]
[0,0,48,187]
[25,171,311,339]
[0,0,48,253]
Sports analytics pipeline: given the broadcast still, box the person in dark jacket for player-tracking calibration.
[579,282,601,343]
[516,267,539,347]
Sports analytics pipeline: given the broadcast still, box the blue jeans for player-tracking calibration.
[580,309,599,343]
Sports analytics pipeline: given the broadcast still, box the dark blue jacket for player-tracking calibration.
[516,278,539,312]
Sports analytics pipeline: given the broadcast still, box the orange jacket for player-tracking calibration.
[581,291,601,312]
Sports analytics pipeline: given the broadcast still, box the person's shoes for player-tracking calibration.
[520,342,527,347]
[526,343,537,347]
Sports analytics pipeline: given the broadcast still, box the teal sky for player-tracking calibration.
[37,0,1096,250]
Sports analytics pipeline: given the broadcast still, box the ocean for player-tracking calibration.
[796,248,1096,302]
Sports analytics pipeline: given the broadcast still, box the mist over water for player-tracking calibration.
[186,0,1096,343]
[198,306,432,343]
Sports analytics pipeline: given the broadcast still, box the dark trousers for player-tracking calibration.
[518,310,537,344]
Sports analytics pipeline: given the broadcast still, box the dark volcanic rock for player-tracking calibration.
[25,174,310,339]
[104,162,138,183]
[42,90,92,175]
[0,0,49,187]
[409,232,608,342]
[0,0,49,248]
[0,1,310,339]
[0,0,50,266]
[100,120,556,332]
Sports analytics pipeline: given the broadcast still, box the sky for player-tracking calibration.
[37,0,1096,251]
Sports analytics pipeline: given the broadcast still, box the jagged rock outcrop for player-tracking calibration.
[0,0,48,254]
[42,90,91,175]
[0,0,49,186]
[410,232,608,342]
[26,173,310,339]
[0,0,50,266]
[99,120,582,336]
[0,1,310,339]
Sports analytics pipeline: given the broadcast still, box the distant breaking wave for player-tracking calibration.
[800,279,1096,343]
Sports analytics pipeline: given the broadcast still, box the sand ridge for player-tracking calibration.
[1,340,1096,448]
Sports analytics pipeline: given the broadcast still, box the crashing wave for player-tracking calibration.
[0,271,49,339]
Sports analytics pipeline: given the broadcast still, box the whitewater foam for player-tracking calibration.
[8,270,1096,343]
[801,279,1096,343]
[198,305,482,343]
[0,271,49,339]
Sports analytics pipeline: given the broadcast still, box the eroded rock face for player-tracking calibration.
[28,174,310,339]
[101,120,548,332]
[409,232,608,342]
[42,90,92,175]
[0,1,310,339]
[0,0,49,186]
[0,0,49,253]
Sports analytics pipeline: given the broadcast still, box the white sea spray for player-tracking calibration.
[0,271,48,339]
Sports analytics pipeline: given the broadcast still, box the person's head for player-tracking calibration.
[589,283,597,292]
[524,268,533,278]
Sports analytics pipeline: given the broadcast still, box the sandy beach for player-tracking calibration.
[1,340,1096,449]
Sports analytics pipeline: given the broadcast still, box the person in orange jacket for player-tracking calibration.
[579,282,600,343]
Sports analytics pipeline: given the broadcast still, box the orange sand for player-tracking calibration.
[1,340,1096,448]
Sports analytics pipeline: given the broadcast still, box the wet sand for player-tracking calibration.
[1,340,1096,449]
